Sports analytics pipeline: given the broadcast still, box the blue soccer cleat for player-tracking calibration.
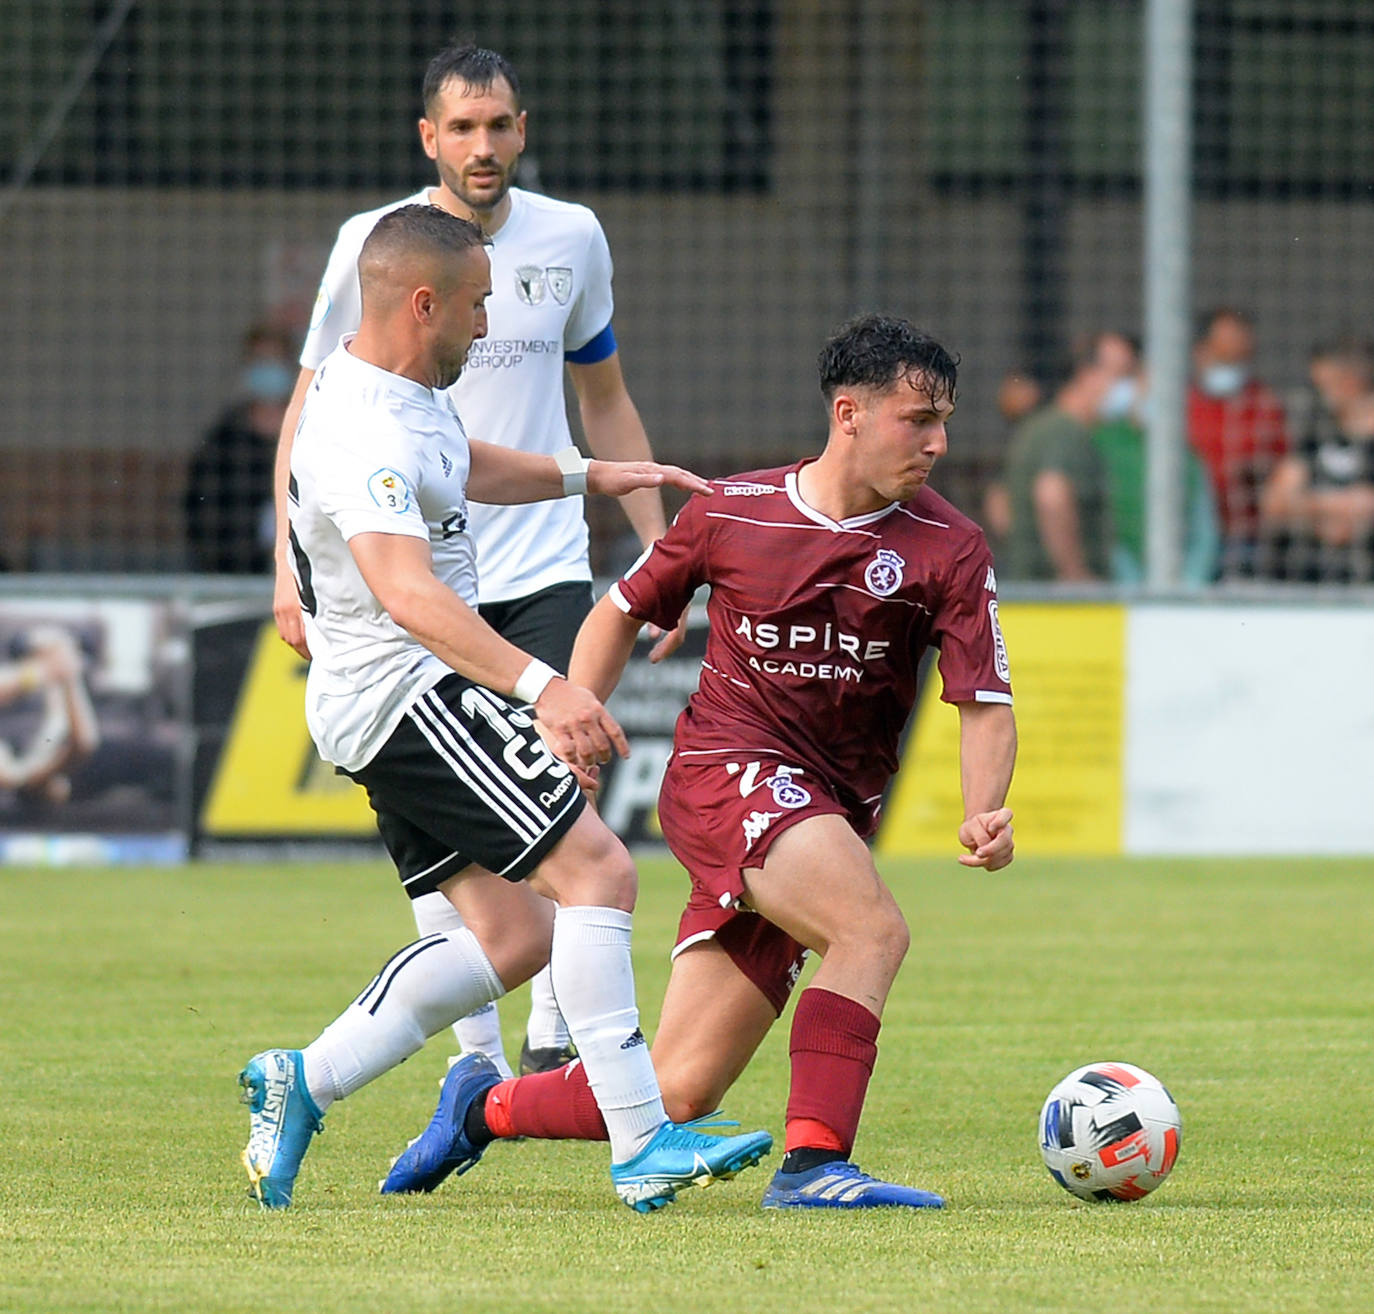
[760,1159,945,1210]
[610,1117,773,1213]
[379,1052,502,1195]
[238,1049,325,1209]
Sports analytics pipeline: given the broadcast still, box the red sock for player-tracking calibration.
[483,1061,609,1142]
[784,987,880,1156]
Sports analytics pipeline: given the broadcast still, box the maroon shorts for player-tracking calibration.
[657,753,874,1015]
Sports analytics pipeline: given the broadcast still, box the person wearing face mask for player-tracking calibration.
[1186,308,1289,578]
[1260,337,1374,584]
[184,322,297,574]
[1092,365,1220,586]
[1000,331,1130,582]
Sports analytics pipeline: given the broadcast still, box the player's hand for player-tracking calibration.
[958,807,1014,871]
[645,607,689,663]
[273,566,311,659]
[533,677,630,769]
[587,460,712,500]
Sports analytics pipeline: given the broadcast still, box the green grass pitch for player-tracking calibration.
[3,853,1372,1313]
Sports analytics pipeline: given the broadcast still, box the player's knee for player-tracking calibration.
[541,815,638,911]
[657,1067,726,1125]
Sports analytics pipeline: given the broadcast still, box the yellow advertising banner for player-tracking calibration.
[202,623,375,836]
[879,602,1125,857]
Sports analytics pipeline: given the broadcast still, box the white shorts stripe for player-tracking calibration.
[407,697,543,844]
[412,691,548,838]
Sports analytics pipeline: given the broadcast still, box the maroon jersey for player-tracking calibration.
[610,460,1013,811]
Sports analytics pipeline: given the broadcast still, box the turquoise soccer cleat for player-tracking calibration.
[379,1052,501,1195]
[610,1117,773,1213]
[238,1049,325,1209]
[760,1159,944,1210]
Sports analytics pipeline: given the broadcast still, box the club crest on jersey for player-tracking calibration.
[768,774,812,809]
[514,265,546,305]
[547,266,573,305]
[367,468,411,513]
[864,548,905,597]
[309,284,331,331]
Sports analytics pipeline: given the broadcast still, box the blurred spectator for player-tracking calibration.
[185,323,297,573]
[1187,309,1289,578]
[1092,367,1220,587]
[1261,338,1374,584]
[982,370,1042,546]
[1000,333,1133,581]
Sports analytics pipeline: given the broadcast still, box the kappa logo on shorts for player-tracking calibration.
[864,548,905,597]
[768,774,811,809]
[742,809,784,851]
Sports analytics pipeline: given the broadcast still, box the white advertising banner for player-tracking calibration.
[1125,605,1374,855]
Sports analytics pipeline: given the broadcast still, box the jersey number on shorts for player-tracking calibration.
[460,686,570,782]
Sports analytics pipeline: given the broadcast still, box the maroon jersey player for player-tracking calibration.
[383,314,1017,1211]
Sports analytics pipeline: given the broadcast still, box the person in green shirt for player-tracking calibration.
[1001,332,1136,581]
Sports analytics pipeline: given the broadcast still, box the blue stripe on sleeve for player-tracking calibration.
[565,322,617,365]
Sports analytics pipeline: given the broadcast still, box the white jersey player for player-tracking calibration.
[271,45,683,1077]
[239,203,771,1213]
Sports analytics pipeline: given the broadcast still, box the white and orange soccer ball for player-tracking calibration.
[1038,1061,1182,1201]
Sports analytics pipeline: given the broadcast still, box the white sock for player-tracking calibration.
[524,964,571,1051]
[411,891,514,1078]
[548,905,666,1163]
[301,927,505,1109]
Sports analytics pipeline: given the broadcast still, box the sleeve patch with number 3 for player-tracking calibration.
[367,467,412,513]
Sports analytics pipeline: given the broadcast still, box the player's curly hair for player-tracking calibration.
[423,43,521,116]
[818,314,958,405]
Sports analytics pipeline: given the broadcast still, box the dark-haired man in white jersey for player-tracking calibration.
[239,204,770,1212]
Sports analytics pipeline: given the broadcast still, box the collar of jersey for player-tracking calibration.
[336,335,439,406]
[784,466,899,532]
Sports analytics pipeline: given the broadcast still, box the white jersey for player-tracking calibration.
[289,338,475,771]
[302,185,615,604]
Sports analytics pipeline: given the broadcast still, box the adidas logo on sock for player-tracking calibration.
[619,1028,646,1050]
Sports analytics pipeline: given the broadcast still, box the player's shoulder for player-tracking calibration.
[335,190,431,244]
[511,187,604,242]
[896,485,989,555]
[710,464,792,497]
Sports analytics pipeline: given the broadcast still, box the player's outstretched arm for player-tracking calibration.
[349,531,628,766]
[272,367,316,658]
[567,593,646,704]
[954,701,1017,871]
[466,440,710,505]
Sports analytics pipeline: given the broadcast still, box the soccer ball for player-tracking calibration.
[1038,1061,1182,1201]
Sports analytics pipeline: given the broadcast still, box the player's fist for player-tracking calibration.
[958,807,1014,871]
[533,677,630,769]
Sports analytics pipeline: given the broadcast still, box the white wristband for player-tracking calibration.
[513,658,559,705]
[554,445,591,497]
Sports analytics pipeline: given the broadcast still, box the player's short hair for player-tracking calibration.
[818,314,958,405]
[358,205,485,302]
[423,43,521,117]
[1195,306,1253,342]
[1309,334,1374,381]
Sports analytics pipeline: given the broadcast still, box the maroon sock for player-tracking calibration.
[484,1061,609,1142]
[784,987,880,1156]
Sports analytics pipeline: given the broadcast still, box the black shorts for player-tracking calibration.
[345,673,586,899]
[478,580,594,673]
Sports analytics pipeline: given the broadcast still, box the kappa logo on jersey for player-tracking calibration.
[769,774,812,809]
[741,809,783,851]
[988,599,1011,683]
[547,266,573,305]
[864,548,905,597]
[722,482,778,497]
[514,265,546,305]
[367,467,411,513]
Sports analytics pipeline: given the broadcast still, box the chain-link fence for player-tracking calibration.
[4,1,1374,584]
